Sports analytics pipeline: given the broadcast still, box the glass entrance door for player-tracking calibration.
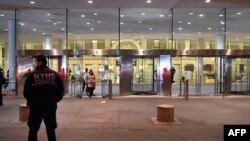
[231,58,250,94]
[132,57,156,95]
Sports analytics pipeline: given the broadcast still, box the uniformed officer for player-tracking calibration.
[24,55,64,141]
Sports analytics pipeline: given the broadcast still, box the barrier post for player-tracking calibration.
[184,80,189,100]
[179,80,182,96]
[108,79,112,99]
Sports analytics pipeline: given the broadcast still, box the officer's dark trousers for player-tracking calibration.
[28,106,57,141]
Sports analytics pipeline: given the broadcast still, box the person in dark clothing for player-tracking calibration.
[170,66,176,83]
[23,55,64,141]
[0,67,6,106]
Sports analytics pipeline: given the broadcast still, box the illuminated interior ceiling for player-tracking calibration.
[0,0,250,42]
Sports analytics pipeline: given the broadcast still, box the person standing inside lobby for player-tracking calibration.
[23,55,64,141]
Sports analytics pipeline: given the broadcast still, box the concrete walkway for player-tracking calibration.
[1,95,250,141]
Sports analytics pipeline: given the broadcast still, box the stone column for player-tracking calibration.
[44,35,52,50]
[215,33,224,87]
[197,38,204,86]
[8,19,16,90]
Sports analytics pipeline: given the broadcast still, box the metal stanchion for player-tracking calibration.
[102,79,112,99]
[179,80,182,96]
[108,79,112,99]
[184,80,189,100]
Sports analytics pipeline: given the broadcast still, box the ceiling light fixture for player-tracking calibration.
[120,22,124,25]
[33,28,37,31]
[187,22,191,25]
[0,14,5,17]
[149,27,152,30]
[30,1,35,4]
[94,13,98,16]
[199,14,204,17]
[189,12,193,15]
[138,21,142,24]
[46,13,51,16]
[97,21,101,23]
[205,0,211,3]
[160,14,164,17]
[81,14,85,18]
[178,27,182,30]
[88,0,93,4]
[90,28,94,30]
[141,13,145,15]
[219,14,223,17]
[146,0,152,4]
[120,15,124,18]
[86,22,90,25]
[42,33,46,35]
[208,27,212,30]
[237,12,242,15]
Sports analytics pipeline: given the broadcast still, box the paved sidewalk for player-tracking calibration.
[1,95,250,141]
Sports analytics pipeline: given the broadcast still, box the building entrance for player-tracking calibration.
[231,57,250,94]
[132,57,156,95]
[119,56,157,96]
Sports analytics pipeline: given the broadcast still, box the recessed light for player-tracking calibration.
[19,22,25,26]
[160,14,164,17]
[141,13,145,15]
[199,14,204,17]
[81,14,85,18]
[205,0,211,3]
[30,1,35,4]
[187,22,191,25]
[138,21,142,24]
[189,12,193,15]
[120,14,124,18]
[146,0,151,4]
[219,14,223,17]
[198,32,201,34]
[0,14,5,17]
[208,27,212,30]
[90,28,94,30]
[33,28,37,31]
[178,21,182,24]
[5,29,8,31]
[120,22,124,25]
[86,22,90,25]
[220,21,225,25]
[246,36,249,39]
[88,0,93,4]
[94,13,98,16]
[149,27,152,30]
[97,21,101,23]
[237,12,242,15]
[178,27,182,30]
[46,13,51,16]
[57,21,61,24]
[42,33,46,35]
[53,23,57,25]
[61,28,65,31]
